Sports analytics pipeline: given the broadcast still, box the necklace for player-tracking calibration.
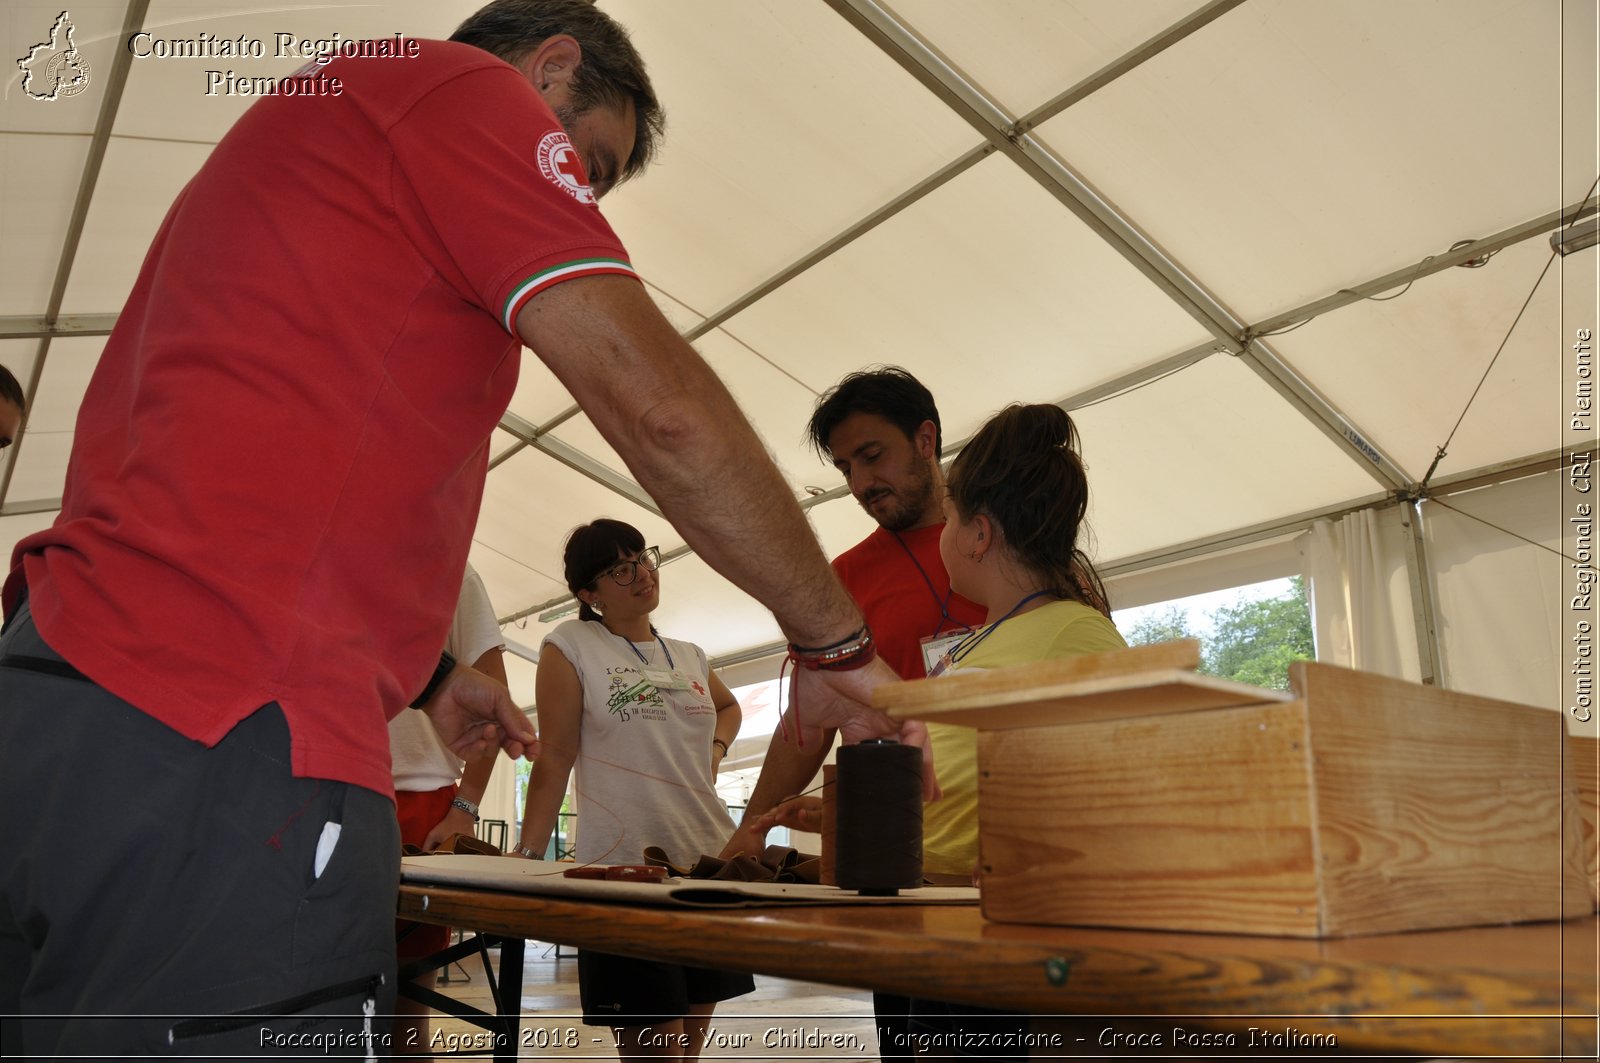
[932,590,1055,675]
[890,529,960,637]
[608,623,676,670]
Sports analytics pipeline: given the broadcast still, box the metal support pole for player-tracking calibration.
[1399,499,1445,686]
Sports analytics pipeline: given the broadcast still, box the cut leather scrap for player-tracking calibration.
[642,844,821,884]
[401,832,500,857]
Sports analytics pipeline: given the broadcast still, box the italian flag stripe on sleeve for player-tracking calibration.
[501,257,638,333]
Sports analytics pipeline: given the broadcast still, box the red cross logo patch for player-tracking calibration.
[536,130,596,205]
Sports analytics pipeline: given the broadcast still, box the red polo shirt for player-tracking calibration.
[6,41,635,796]
[832,524,985,679]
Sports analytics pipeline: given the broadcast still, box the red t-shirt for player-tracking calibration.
[831,524,985,680]
[5,41,635,796]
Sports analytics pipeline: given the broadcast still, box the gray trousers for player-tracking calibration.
[0,597,399,1057]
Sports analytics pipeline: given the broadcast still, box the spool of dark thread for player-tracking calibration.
[834,739,921,894]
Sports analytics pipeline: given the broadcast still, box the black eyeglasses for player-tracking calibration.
[594,546,661,587]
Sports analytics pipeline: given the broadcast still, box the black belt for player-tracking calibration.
[0,654,90,683]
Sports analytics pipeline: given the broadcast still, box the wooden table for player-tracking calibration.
[398,883,1598,1058]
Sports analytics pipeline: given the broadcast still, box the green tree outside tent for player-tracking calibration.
[1122,577,1314,692]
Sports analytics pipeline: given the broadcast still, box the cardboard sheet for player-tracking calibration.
[401,856,979,908]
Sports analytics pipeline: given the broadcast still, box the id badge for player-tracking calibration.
[643,667,693,690]
[919,629,970,678]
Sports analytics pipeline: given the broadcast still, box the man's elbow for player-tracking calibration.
[633,393,719,460]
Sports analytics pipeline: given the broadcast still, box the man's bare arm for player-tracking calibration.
[517,276,858,648]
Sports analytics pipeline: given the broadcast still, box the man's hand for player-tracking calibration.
[785,659,941,801]
[420,663,537,760]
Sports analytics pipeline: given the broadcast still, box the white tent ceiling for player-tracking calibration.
[2,0,1595,706]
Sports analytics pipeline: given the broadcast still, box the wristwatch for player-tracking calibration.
[515,845,541,859]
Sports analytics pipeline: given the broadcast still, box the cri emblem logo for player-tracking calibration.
[17,11,92,102]
[536,130,595,206]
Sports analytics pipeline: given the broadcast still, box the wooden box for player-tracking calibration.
[882,644,1590,938]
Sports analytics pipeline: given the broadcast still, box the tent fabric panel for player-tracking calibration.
[902,0,1214,118]
[474,445,674,606]
[1072,353,1383,562]
[0,133,92,316]
[1270,237,1590,483]
[1033,0,1571,322]
[58,138,214,315]
[599,0,981,315]
[717,153,1209,411]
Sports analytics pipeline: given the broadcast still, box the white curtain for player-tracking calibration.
[1425,470,1576,729]
[1299,505,1421,681]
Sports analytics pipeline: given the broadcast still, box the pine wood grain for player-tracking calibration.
[977,701,1322,935]
[1293,662,1592,935]
[895,651,1587,938]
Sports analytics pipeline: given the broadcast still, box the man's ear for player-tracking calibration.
[515,34,582,97]
[913,419,938,460]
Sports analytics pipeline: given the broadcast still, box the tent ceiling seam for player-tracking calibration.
[825,0,1411,493]
[1014,0,1248,134]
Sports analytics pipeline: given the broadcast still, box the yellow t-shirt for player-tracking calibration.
[921,599,1126,876]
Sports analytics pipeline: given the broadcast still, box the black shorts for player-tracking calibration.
[577,949,754,1027]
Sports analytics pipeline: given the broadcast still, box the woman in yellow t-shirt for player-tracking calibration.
[908,402,1125,1059]
[924,402,1127,878]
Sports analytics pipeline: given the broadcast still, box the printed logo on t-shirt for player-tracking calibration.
[536,130,596,205]
[605,670,662,722]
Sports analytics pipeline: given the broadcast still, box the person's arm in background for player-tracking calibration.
[708,670,740,777]
[423,646,507,851]
[722,726,831,857]
[514,645,582,859]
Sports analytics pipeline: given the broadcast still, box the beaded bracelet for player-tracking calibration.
[786,626,877,671]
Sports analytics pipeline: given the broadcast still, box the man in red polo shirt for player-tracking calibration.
[727,367,983,1061]
[0,2,915,1055]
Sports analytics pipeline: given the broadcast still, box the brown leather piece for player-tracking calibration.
[642,844,821,885]
[401,832,501,857]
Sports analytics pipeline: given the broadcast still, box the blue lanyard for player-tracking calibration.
[890,531,958,637]
[945,590,1055,669]
[611,624,676,671]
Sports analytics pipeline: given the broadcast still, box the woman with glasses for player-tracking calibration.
[514,518,750,1058]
